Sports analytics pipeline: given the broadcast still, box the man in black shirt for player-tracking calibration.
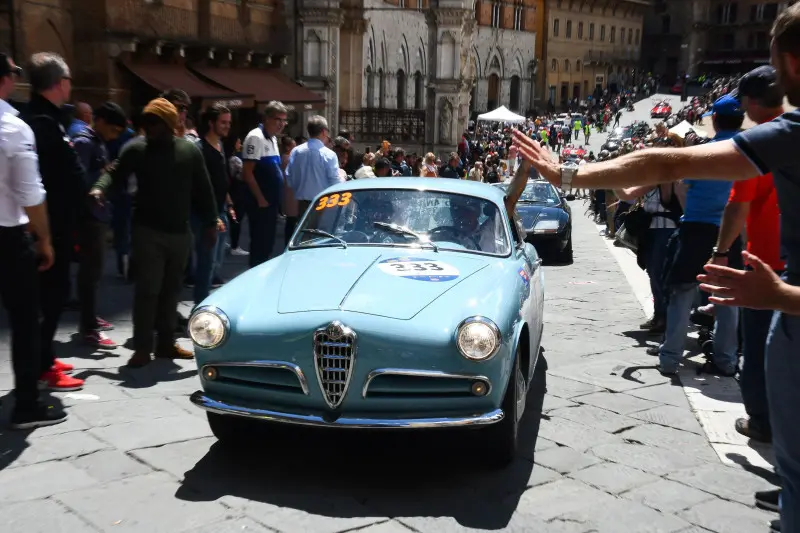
[21,52,85,392]
[194,103,233,305]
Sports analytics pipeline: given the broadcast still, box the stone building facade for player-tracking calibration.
[544,0,650,109]
[292,0,538,154]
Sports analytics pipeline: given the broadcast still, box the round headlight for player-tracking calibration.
[456,317,501,361]
[188,307,229,348]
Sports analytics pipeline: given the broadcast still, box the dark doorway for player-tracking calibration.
[487,74,500,109]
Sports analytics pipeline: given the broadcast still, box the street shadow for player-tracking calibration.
[0,392,65,471]
[176,356,550,530]
[725,452,780,485]
[72,358,196,390]
[620,329,655,348]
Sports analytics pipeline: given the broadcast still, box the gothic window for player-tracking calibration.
[418,0,423,8]
[566,20,572,38]
[304,31,322,77]
[510,75,521,111]
[399,0,406,7]
[492,3,501,27]
[578,22,583,39]
[397,69,407,109]
[414,71,424,109]
[553,18,560,37]
[514,6,524,30]
[366,66,375,108]
[589,23,595,40]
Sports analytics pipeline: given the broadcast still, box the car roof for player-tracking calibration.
[321,177,508,205]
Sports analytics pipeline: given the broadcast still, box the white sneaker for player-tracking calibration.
[230,247,250,256]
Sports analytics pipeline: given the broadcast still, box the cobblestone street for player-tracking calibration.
[0,171,779,532]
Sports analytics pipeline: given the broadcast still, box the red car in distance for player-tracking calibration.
[650,101,672,119]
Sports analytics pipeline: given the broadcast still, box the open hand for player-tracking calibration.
[511,130,560,185]
[698,251,784,309]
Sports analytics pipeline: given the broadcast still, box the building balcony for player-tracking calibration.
[339,109,425,142]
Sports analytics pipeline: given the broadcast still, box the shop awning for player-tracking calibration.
[122,63,253,106]
[189,66,326,110]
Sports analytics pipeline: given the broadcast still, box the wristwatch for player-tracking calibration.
[560,161,579,192]
[711,246,729,258]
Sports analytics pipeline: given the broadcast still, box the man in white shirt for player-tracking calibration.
[0,53,64,428]
[285,115,342,215]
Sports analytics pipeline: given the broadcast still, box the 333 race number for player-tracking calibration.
[377,257,460,282]
[315,192,352,210]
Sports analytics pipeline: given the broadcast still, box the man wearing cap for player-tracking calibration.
[710,66,785,447]
[90,98,217,368]
[72,102,127,350]
[644,94,745,377]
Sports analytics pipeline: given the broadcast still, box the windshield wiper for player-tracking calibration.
[373,222,439,252]
[298,228,347,249]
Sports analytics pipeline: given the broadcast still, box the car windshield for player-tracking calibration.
[496,182,560,204]
[292,188,511,256]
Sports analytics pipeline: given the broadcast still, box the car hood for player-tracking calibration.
[516,203,565,230]
[276,248,491,319]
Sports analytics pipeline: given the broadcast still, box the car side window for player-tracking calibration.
[508,210,524,246]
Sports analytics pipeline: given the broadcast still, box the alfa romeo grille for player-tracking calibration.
[313,321,356,409]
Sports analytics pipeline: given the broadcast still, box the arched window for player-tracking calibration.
[576,60,581,72]
[414,71,424,109]
[551,58,557,71]
[578,22,584,39]
[553,18,560,37]
[600,24,606,41]
[396,69,407,109]
[610,26,616,43]
[366,66,375,108]
[589,23,595,40]
[566,20,572,38]
[564,59,570,72]
[378,68,386,107]
[510,75,521,111]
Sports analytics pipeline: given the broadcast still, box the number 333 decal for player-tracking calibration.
[377,257,460,282]
[315,192,352,210]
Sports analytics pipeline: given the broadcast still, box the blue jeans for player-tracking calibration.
[111,193,133,258]
[660,283,738,373]
[191,212,227,305]
[740,307,773,432]
[645,228,674,321]
[766,308,800,533]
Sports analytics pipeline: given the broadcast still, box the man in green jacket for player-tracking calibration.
[91,98,217,367]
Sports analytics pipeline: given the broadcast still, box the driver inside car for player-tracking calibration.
[447,197,499,253]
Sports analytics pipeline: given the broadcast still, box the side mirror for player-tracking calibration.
[565,194,576,201]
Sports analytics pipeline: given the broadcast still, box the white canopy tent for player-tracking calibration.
[476,105,526,124]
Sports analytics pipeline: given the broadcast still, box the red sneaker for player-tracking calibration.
[83,331,118,349]
[52,359,74,373]
[95,316,114,331]
[39,370,84,392]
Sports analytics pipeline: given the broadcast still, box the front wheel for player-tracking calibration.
[556,232,573,263]
[484,344,524,467]
[207,412,254,446]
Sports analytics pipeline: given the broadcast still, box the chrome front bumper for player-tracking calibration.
[190,390,504,429]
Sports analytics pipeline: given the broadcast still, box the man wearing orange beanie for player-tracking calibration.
[90,98,217,367]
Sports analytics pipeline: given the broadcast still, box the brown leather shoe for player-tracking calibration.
[127,351,152,368]
[155,343,194,360]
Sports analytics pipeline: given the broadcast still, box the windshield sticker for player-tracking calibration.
[378,257,460,282]
[315,192,352,210]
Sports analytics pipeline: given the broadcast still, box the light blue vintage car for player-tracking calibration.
[188,177,545,465]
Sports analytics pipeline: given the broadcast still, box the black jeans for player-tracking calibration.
[0,226,42,410]
[247,205,278,268]
[229,185,248,250]
[39,234,72,365]
[78,218,106,332]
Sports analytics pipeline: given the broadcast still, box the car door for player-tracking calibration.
[510,211,543,382]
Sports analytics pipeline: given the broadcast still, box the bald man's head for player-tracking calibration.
[75,102,92,124]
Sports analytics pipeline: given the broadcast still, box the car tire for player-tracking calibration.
[556,233,573,263]
[486,344,523,467]
[207,412,252,445]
